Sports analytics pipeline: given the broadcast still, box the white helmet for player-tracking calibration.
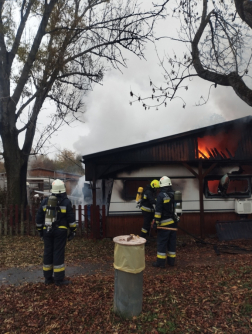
[50,179,66,194]
[159,176,172,187]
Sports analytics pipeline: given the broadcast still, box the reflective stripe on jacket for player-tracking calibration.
[36,193,76,232]
[140,185,156,213]
[154,186,175,223]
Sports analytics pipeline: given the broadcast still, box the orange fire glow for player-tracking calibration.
[207,180,219,194]
[197,131,241,159]
[207,179,249,194]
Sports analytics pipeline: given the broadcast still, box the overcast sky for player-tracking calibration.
[35,3,252,160]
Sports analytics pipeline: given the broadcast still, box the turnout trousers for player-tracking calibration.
[140,211,154,238]
[156,228,177,267]
[43,227,68,281]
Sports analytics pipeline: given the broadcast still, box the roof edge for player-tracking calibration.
[82,115,252,161]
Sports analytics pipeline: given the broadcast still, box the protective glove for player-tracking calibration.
[152,221,160,230]
[136,200,141,209]
[68,231,76,242]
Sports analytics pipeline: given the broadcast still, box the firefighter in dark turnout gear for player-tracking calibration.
[140,180,160,238]
[36,179,76,286]
[152,176,177,268]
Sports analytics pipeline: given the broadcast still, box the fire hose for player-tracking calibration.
[152,221,252,255]
[157,227,178,231]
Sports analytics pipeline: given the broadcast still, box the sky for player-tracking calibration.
[34,2,252,160]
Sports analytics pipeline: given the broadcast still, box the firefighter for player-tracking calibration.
[36,179,77,286]
[140,179,160,239]
[152,176,177,268]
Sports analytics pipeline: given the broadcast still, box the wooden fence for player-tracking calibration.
[0,204,106,239]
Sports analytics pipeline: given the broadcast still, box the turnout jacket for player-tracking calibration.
[140,185,156,213]
[154,186,175,226]
[36,193,76,233]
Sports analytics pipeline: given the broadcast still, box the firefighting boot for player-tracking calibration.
[167,257,175,267]
[140,230,148,238]
[55,279,72,286]
[152,261,165,269]
[45,277,54,285]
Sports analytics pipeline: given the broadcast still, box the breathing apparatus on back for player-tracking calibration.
[45,195,58,231]
[174,191,182,217]
[136,179,160,208]
[136,187,143,208]
[159,176,183,222]
[45,179,66,231]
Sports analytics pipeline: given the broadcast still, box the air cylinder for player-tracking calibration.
[174,190,182,216]
[113,235,146,318]
[135,187,143,203]
[45,195,58,226]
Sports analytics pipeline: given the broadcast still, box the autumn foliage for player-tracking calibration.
[1,236,252,333]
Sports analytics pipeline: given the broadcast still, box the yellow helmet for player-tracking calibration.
[150,179,160,189]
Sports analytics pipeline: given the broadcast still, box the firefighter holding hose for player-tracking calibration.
[152,176,178,268]
[36,179,77,285]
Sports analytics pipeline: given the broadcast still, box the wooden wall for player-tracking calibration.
[106,215,143,237]
[105,212,252,238]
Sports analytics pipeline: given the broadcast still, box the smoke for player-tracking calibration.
[194,113,226,129]
[65,11,252,158]
[73,51,226,156]
[211,86,252,120]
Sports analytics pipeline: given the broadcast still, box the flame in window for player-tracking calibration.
[197,131,240,159]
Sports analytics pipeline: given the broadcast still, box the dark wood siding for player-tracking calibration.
[83,118,252,181]
[105,212,252,238]
[94,137,195,164]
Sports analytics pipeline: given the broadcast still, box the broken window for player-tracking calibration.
[205,176,251,198]
[123,179,158,200]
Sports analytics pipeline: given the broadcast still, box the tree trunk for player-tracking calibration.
[2,130,28,207]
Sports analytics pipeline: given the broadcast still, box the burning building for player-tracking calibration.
[82,116,252,238]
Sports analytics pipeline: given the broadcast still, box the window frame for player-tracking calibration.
[204,175,251,199]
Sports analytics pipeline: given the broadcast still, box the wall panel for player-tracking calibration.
[106,213,252,238]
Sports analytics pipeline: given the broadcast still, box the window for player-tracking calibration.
[204,176,251,198]
[123,179,159,200]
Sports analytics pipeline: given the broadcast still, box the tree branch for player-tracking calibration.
[235,0,252,29]
[0,0,7,70]
[192,1,229,85]
[12,0,58,106]
[9,0,35,71]
[15,92,38,121]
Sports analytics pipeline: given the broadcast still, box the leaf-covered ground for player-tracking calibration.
[0,236,115,269]
[1,236,252,333]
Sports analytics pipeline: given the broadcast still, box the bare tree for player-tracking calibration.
[130,0,252,109]
[0,0,168,205]
[54,149,84,174]
[29,149,84,174]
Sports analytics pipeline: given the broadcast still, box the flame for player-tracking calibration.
[197,131,241,159]
[198,144,211,159]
